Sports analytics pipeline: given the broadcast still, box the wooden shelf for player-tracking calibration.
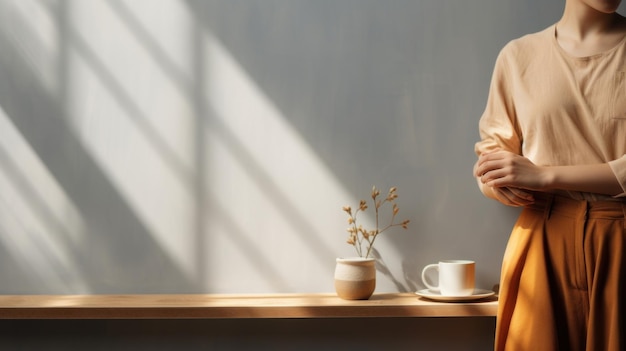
[0,293,497,319]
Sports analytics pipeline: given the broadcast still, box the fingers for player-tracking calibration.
[475,156,505,186]
[480,168,508,187]
[476,151,536,206]
[492,187,534,207]
[508,187,534,202]
[474,151,509,177]
[475,150,524,185]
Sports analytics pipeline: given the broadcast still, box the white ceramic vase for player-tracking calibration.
[334,257,376,300]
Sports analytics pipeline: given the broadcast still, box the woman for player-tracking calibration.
[474,0,626,350]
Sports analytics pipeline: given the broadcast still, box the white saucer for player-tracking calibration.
[415,288,495,302]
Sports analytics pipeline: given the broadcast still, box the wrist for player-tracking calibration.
[540,166,557,190]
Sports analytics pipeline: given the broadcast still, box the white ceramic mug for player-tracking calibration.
[421,260,475,296]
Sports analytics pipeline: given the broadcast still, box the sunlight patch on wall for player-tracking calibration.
[202,31,355,291]
[64,0,198,277]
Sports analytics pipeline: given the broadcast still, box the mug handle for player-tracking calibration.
[421,263,439,291]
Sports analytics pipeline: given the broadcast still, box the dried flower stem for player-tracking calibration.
[343,186,410,258]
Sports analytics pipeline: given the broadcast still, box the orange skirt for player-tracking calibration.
[496,194,626,351]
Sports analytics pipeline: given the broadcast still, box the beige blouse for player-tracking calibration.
[475,25,626,201]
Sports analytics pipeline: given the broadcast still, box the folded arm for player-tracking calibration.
[474,150,623,198]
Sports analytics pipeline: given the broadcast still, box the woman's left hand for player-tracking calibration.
[474,150,549,190]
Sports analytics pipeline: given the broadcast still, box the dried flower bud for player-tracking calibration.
[343,206,352,215]
[359,200,368,211]
[347,217,354,224]
[402,220,410,229]
[347,238,355,245]
[393,204,399,215]
[387,187,399,201]
[371,186,380,199]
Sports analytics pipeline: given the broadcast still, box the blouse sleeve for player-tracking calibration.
[608,155,626,197]
[473,46,523,197]
[474,47,522,157]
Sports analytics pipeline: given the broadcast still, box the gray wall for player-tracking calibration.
[2,0,622,349]
[0,0,565,295]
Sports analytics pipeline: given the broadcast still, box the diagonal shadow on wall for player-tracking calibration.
[184,0,427,291]
[0,12,200,294]
[183,0,531,292]
[105,0,338,289]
